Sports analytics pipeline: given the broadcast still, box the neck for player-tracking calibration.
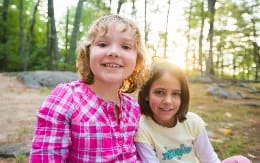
[152,116,177,128]
[90,80,121,103]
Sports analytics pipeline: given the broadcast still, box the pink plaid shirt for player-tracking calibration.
[30,80,141,163]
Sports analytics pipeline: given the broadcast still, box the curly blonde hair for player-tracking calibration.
[76,15,149,93]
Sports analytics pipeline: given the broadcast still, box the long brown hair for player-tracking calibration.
[138,62,190,122]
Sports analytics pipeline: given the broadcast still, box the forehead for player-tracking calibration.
[151,72,181,89]
[97,23,135,37]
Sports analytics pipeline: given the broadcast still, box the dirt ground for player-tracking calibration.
[0,74,47,146]
[0,73,47,163]
[0,73,259,163]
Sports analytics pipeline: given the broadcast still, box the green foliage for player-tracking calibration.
[15,154,26,163]
[0,0,258,81]
[0,0,110,72]
[39,87,51,94]
[56,0,110,69]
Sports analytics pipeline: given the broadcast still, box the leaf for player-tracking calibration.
[218,128,233,135]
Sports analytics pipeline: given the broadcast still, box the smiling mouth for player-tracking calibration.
[102,63,122,68]
[160,108,173,111]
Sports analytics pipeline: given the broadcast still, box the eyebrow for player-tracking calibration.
[153,88,181,92]
[94,36,134,44]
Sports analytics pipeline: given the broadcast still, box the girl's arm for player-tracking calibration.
[194,128,221,163]
[135,142,160,163]
[29,84,72,163]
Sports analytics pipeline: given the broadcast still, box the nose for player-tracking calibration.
[107,44,120,57]
[163,95,173,105]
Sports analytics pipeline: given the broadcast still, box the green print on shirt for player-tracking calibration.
[162,144,192,160]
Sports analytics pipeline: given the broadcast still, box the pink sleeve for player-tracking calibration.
[29,84,73,163]
[222,155,251,163]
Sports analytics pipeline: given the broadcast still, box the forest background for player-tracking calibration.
[0,0,259,80]
[0,0,259,162]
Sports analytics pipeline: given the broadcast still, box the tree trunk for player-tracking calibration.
[131,0,136,17]
[109,0,112,11]
[144,0,148,44]
[65,6,70,65]
[185,0,193,72]
[164,0,171,58]
[206,0,216,76]
[47,0,59,70]
[19,0,26,71]
[216,44,223,77]
[198,0,205,75]
[27,0,40,69]
[242,49,247,80]
[251,17,259,81]
[221,50,224,78]
[0,0,10,71]
[117,0,126,14]
[47,16,52,70]
[232,57,236,80]
[68,0,85,65]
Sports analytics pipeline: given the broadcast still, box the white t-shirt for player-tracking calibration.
[135,112,205,163]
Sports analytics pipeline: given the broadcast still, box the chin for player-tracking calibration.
[103,78,124,85]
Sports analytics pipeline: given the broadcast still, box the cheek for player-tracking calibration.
[127,52,138,64]
[149,97,160,111]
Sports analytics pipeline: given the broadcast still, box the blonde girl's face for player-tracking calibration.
[89,24,138,86]
[148,72,181,127]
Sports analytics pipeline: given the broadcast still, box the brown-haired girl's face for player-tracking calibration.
[148,72,181,127]
[89,23,138,86]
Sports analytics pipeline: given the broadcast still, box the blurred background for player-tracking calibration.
[0,0,259,79]
[0,0,259,162]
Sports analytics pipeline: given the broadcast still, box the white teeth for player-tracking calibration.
[161,108,172,111]
[104,64,121,68]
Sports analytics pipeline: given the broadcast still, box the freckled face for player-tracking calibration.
[148,72,181,127]
[89,24,137,87]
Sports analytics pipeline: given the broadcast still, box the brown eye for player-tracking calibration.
[98,43,107,47]
[172,92,181,97]
[122,45,131,50]
[154,90,165,96]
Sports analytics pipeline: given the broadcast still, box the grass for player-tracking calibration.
[189,83,259,161]
[212,135,247,159]
[0,79,259,162]
[39,87,51,94]
[15,155,28,163]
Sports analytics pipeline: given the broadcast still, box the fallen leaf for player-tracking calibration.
[218,128,233,135]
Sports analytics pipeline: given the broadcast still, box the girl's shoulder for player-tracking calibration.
[184,112,206,136]
[138,115,156,131]
[120,93,140,118]
[185,112,205,126]
[50,80,94,102]
[120,93,139,107]
[186,112,203,121]
[61,80,88,90]
[60,80,94,95]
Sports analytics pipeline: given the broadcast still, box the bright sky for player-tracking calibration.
[54,0,188,69]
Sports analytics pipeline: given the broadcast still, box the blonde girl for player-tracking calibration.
[30,14,147,163]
